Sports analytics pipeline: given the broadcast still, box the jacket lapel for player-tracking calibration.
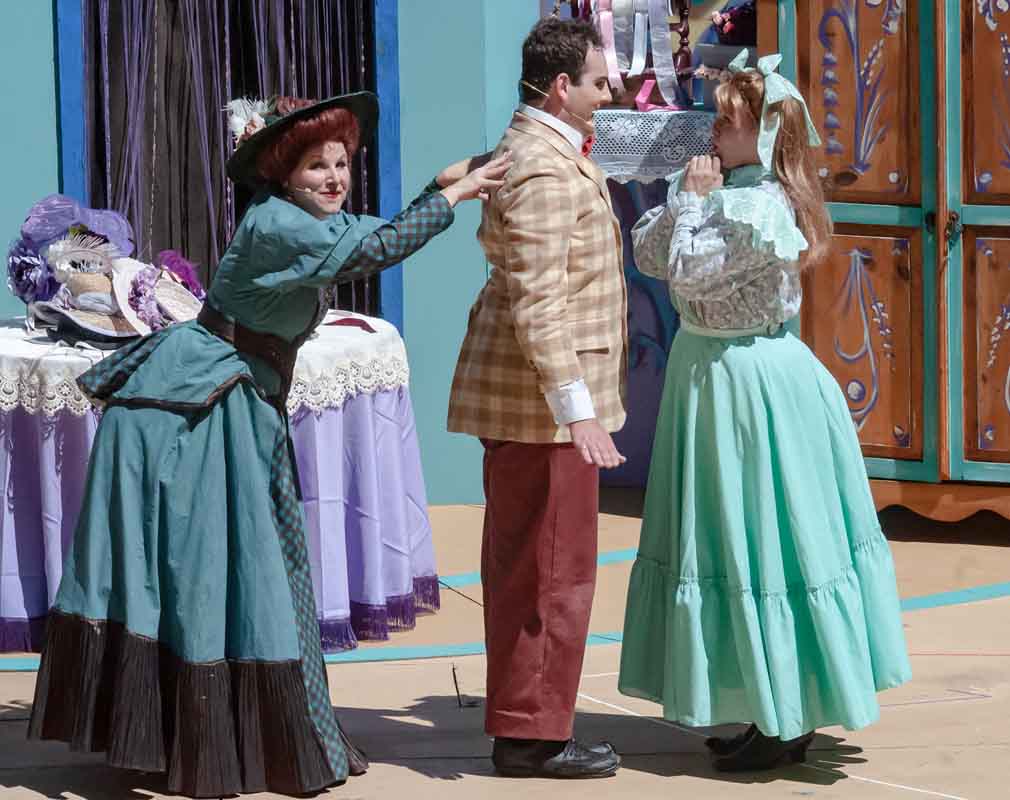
[510,113,612,205]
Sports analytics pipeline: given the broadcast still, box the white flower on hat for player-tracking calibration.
[44,233,120,284]
[225,97,274,149]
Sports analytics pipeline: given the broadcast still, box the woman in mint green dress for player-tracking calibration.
[27,92,509,798]
[618,53,911,771]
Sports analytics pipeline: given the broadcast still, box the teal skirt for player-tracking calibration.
[28,324,361,797]
[618,328,911,740]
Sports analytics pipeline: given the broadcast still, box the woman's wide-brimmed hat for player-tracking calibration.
[31,268,141,345]
[110,258,203,336]
[32,257,203,347]
[225,91,379,187]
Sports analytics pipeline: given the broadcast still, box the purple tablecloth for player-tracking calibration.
[0,386,439,653]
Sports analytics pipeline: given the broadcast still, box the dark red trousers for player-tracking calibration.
[480,439,599,740]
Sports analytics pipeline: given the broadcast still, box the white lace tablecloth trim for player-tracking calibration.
[0,310,410,417]
[290,311,410,413]
[591,109,715,184]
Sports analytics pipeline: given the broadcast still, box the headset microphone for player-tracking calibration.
[520,81,594,128]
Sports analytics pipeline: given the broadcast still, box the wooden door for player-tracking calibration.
[794,0,940,481]
[950,0,1010,482]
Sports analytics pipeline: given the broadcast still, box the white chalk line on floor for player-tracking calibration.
[575,691,706,737]
[582,671,994,711]
[575,690,976,800]
[881,688,992,708]
[801,764,970,800]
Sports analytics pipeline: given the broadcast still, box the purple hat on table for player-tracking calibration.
[20,194,135,258]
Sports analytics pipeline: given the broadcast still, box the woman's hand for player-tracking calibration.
[681,155,724,197]
[440,153,513,206]
[436,151,495,189]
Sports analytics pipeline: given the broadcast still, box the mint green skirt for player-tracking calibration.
[618,328,911,740]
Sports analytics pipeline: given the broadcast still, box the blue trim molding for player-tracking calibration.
[54,0,87,201]
[374,0,404,333]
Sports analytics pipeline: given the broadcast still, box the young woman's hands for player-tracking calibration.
[682,155,724,197]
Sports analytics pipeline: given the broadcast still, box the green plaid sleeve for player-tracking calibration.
[334,187,454,284]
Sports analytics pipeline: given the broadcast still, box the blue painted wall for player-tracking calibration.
[0,4,60,316]
[398,1,539,504]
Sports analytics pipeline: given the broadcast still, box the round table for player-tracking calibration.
[0,311,439,653]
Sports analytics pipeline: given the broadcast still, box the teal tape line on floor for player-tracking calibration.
[5,580,1010,672]
[899,581,1010,612]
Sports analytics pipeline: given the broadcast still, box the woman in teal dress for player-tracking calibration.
[618,53,911,771]
[27,91,509,797]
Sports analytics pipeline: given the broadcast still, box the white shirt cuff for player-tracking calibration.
[544,379,596,425]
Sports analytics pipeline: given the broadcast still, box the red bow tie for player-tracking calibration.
[581,135,595,157]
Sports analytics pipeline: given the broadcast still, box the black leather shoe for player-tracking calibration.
[585,740,618,756]
[704,724,757,756]
[713,728,815,772]
[492,737,620,778]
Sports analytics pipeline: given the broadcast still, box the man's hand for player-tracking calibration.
[570,419,626,469]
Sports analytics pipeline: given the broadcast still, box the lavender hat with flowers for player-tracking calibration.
[7,194,134,307]
[9,194,206,345]
[21,194,134,256]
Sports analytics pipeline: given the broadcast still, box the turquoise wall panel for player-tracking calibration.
[0,4,60,316]
[399,1,539,503]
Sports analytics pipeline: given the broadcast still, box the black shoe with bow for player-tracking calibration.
[491,737,620,778]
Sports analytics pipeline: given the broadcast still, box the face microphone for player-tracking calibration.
[520,80,594,128]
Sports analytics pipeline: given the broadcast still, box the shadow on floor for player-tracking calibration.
[2,694,866,797]
[879,507,1009,547]
[0,700,165,800]
[335,695,862,788]
[0,766,165,800]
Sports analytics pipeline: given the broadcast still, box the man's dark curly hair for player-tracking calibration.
[519,17,603,104]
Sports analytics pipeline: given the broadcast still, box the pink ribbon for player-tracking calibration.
[595,0,626,92]
[635,79,686,112]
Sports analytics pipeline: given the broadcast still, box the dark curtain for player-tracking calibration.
[82,0,378,313]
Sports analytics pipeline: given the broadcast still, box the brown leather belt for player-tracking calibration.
[197,304,298,412]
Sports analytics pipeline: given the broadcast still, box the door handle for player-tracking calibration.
[944,211,963,246]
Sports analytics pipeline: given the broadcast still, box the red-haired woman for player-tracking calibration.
[28,92,508,797]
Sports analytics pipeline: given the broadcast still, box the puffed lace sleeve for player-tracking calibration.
[631,204,677,279]
[665,186,807,301]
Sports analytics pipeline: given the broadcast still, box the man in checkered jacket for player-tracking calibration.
[445,17,628,780]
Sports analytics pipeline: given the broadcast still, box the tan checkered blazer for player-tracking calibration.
[447,111,628,444]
